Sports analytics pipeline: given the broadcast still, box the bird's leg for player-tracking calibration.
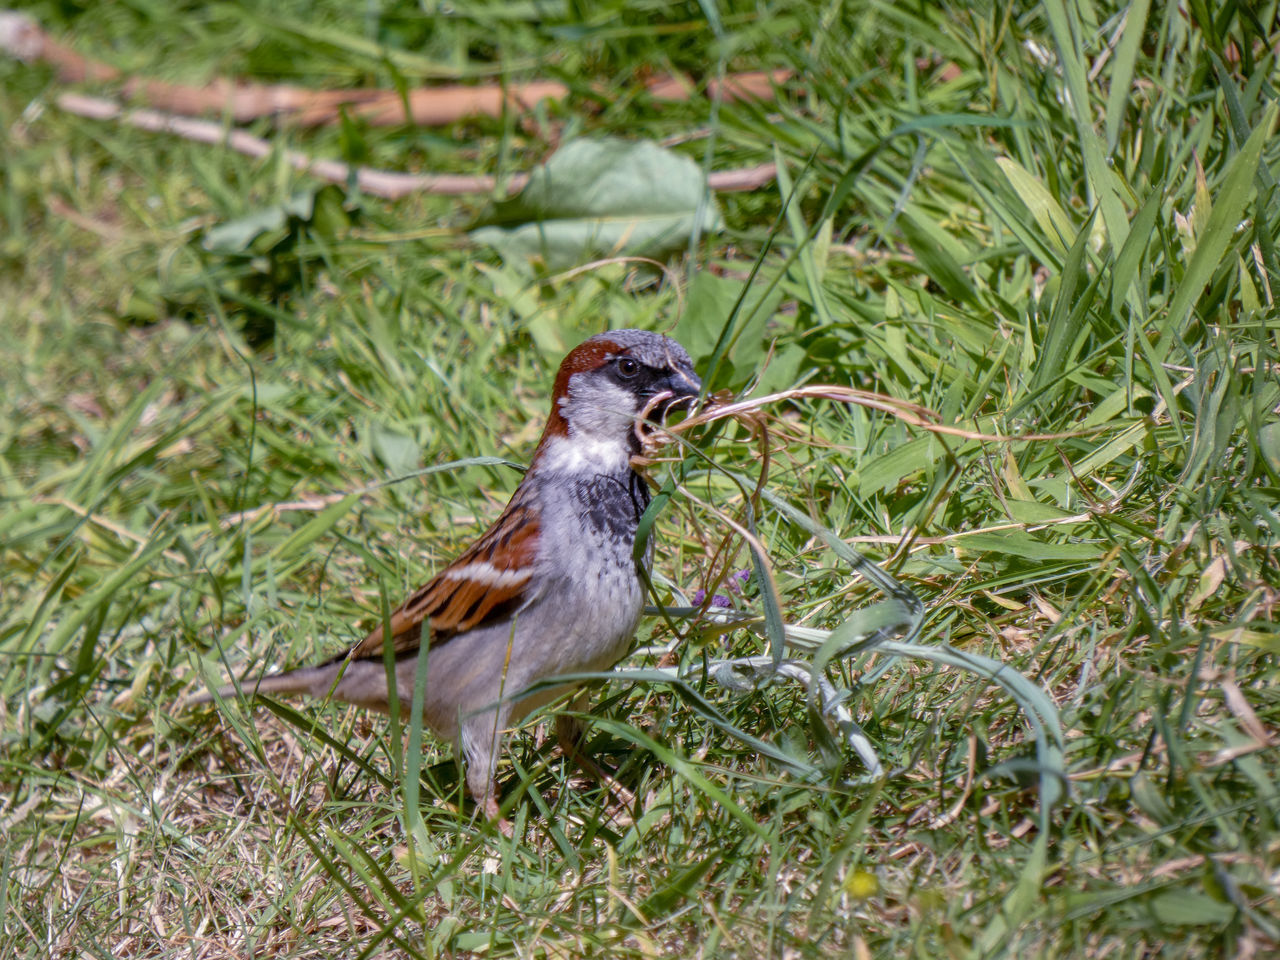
[554,694,636,809]
[462,710,512,835]
[479,788,512,837]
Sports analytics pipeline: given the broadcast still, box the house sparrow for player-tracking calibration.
[195,329,701,821]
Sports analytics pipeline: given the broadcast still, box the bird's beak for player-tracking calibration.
[633,366,702,452]
[654,367,702,418]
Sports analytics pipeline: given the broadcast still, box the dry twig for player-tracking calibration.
[2,11,788,126]
[53,93,778,199]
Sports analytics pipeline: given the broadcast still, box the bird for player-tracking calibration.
[193,329,701,822]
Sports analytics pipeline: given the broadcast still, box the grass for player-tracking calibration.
[2,0,1279,956]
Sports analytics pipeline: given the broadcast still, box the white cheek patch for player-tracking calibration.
[443,563,533,587]
[570,379,639,415]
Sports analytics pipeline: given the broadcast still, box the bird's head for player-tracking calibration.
[534,329,701,471]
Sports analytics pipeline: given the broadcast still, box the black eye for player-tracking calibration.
[616,357,640,378]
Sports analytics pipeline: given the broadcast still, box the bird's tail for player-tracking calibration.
[185,658,395,713]
[185,664,341,707]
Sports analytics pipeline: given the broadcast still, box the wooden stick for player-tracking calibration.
[3,11,789,127]
[55,93,777,198]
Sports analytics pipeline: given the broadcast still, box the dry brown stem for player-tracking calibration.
[664,385,1102,444]
[2,12,789,127]
[52,93,778,198]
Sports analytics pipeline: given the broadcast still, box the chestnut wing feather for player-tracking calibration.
[345,486,540,661]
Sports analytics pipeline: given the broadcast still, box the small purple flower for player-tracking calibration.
[691,589,733,608]
[730,568,751,591]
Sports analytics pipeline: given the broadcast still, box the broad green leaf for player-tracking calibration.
[369,423,422,477]
[471,138,723,268]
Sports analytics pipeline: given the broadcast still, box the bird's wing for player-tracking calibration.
[344,484,541,660]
